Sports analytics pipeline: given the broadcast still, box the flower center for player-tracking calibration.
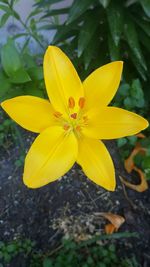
[53,96,88,136]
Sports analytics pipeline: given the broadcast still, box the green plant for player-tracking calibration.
[35,0,150,82]
[0,239,35,265]
[0,233,140,267]
[0,38,46,102]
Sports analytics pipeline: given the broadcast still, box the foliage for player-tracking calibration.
[111,79,150,180]
[0,38,46,102]
[0,239,35,265]
[35,0,150,84]
[0,233,140,267]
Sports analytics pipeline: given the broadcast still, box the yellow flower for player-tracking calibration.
[1,46,149,190]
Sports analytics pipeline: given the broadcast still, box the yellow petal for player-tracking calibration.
[82,107,149,139]
[23,126,78,188]
[44,46,84,116]
[83,61,123,110]
[77,137,115,191]
[1,96,55,133]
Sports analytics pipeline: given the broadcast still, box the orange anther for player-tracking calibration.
[70,113,77,119]
[76,125,81,131]
[53,111,62,118]
[68,97,75,109]
[78,97,85,109]
[64,124,70,131]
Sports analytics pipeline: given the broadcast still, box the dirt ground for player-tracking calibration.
[0,128,150,266]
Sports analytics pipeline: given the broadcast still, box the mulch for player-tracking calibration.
[0,127,150,266]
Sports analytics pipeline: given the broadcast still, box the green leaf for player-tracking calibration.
[140,0,150,18]
[43,258,53,267]
[28,66,43,80]
[52,24,78,44]
[41,8,69,18]
[124,17,147,71]
[134,17,150,38]
[0,4,11,13]
[107,2,124,45]
[1,39,22,77]
[123,97,133,109]
[0,12,10,27]
[117,138,127,147]
[142,156,150,169]
[83,29,100,70]
[0,72,11,100]
[9,68,31,84]
[129,50,147,80]
[67,0,92,24]
[78,11,99,57]
[99,0,110,8]
[119,83,130,96]
[108,34,120,60]
[139,29,150,53]
[6,244,17,253]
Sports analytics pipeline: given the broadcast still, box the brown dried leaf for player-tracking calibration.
[125,144,146,173]
[120,166,148,192]
[99,212,125,229]
[105,223,116,234]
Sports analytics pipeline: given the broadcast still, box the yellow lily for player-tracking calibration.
[1,46,149,190]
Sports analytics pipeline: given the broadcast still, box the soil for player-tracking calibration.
[0,126,150,267]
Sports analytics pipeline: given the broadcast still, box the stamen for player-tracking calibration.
[76,125,81,131]
[53,111,62,118]
[64,124,70,131]
[78,97,85,109]
[68,97,75,109]
[83,116,88,122]
[70,113,77,119]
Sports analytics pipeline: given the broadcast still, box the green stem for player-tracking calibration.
[8,1,45,50]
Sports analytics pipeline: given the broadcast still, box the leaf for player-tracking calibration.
[138,29,150,53]
[34,0,64,7]
[107,1,124,45]
[27,66,43,80]
[26,8,43,23]
[100,213,125,229]
[108,34,120,61]
[0,4,11,13]
[124,18,147,71]
[0,12,10,27]
[83,29,100,70]
[125,143,146,173]
[128,50,147,80]
[140,0,150,18]
[43,258,53,267]
[1,39,22,77]
[94,212,125,234]
[41,8,69,18]
[121,143,148,192]
[99,0,111,8]
[105,223,116,234]
[78,11,99,57]
[67,0,92,24]
[0,72,11,100]
[9,68,31,84]
[119,168,148,192]
[134,17,150,38]
[52,24,78,44]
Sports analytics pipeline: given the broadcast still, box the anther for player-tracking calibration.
[64,124,70,131]
[68,97,75,109]
[78,97,85,109]
[53,111,62,118]
[76,125,81,131]
[70,113,77,119]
